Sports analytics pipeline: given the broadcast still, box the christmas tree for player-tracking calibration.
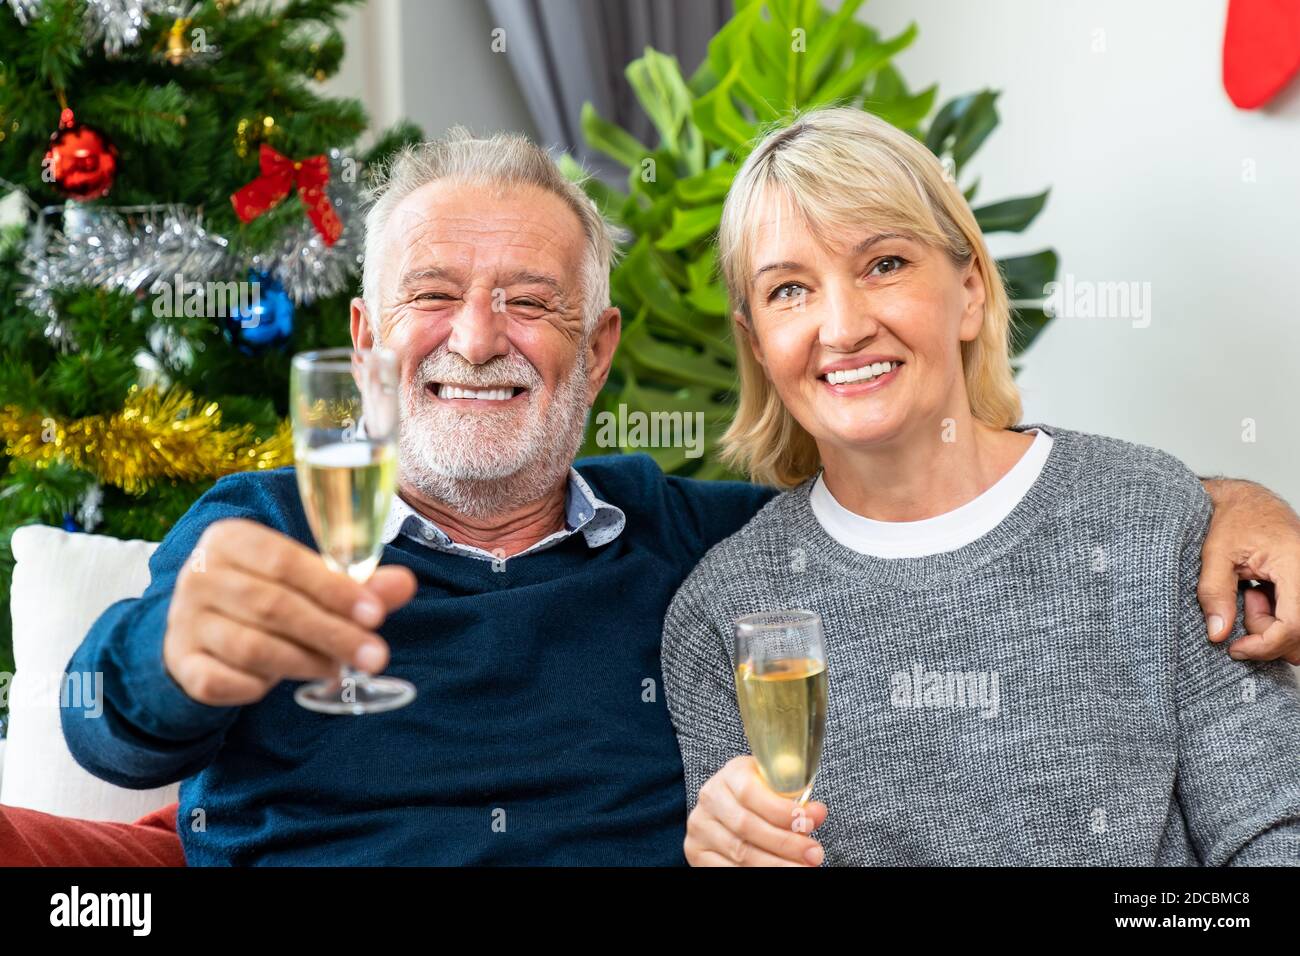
[0,0,421,720]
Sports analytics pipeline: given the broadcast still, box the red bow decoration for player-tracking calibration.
[230,143,342,245]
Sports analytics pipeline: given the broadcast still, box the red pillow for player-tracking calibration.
[0,802,184,867]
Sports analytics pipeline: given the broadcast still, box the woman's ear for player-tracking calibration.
[957,258,987,343]
[734,310,767,368]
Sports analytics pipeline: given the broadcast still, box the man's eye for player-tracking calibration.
[415,292,453,302]
[869,255,908,277]
[510,299,546,310]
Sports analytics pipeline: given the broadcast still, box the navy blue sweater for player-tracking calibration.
[61,454,774,865]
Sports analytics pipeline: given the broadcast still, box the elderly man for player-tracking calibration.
[27,129,1300,865]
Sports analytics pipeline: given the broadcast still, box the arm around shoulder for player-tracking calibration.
[1173,484,1300,865]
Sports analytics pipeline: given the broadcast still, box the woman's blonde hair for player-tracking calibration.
[717,107,1022,488]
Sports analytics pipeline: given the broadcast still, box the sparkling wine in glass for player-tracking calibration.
[290,346,415,715]
[733,610,828,804]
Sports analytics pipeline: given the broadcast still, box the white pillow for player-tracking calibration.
[2,524,179,822]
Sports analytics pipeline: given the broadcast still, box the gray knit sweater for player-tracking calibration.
[661,425,1300,865]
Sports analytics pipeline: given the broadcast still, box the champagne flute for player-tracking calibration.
[290,346,415,715]
[733,610,828,804]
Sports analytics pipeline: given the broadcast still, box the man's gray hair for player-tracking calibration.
[362,128,621,336]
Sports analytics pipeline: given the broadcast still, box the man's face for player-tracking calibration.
[351,180,619,506]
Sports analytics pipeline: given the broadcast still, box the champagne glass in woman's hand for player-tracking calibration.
[290,347,415,714]
[733,610,828,804]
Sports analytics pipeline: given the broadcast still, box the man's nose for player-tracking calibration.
[818,282,879,352]
[446,289,509,365]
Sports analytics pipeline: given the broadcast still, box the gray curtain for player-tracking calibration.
[485,0,732,180]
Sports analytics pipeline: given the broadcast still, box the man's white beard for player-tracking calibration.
[397,345,590,521]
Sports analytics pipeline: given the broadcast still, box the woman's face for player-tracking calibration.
[742,196,987,454]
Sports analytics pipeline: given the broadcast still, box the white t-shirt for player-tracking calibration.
[808,430,1054,558]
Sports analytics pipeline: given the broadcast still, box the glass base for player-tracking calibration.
[295,674,416,715]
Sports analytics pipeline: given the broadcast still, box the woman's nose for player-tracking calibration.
[446,289,509,366]
[818,287,879,352]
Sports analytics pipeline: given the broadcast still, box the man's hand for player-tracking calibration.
[1199,478,1300,664]
[684,755,828,866]
[163,518,418,706]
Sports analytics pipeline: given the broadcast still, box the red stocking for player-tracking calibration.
[1223,0,1300,108]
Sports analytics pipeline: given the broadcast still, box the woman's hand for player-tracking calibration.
[685,756,828,866]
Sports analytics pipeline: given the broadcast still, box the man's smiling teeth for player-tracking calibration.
[825,361,899,385]
[436,384,515,401]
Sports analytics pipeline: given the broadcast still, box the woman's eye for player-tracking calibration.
[769,282,807,303]
[869,255,908,277]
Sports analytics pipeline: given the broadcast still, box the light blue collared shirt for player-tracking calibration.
[379,467,626,561]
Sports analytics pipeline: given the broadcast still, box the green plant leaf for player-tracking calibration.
[617,238,731,354]
[626,48,705,174]
[685,283,730,317]
[801,0,865,97]
[620,314,736,391]
[1009,306,1053,356]
[692,65,759,152]
[806,22,917,109]
[950,91,999,170]
[686,248,721,288]
[973,189,1049,234]
[655,203,726,250]
[580,101,648,170]
[925,90,999,174]
[675,161,740,203]
[998,250,1059,302]
[706,0,762,81]
[868,82,937,131]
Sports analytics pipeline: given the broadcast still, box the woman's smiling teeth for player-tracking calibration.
[436,384,518,401]
[824,361,900,385]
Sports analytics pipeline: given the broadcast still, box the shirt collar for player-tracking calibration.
[379,466,625,561]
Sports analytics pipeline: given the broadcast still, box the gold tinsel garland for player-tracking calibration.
[0,385,293,494]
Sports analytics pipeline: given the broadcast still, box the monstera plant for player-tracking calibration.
[564,0,1057,479]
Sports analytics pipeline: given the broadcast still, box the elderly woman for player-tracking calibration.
[660,107,1300,866]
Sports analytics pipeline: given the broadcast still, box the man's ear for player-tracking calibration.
[585,306,622,405]
[351,297,374,350]
[958,259,987,343]
[734,310,766,369]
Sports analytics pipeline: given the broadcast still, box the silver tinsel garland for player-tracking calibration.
[17,151,366,341]
[77,483,104,532]
[19,204,232,334]
[3,0,187,58]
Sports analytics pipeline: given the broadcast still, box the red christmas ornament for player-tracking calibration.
[44,107,118,200]
[230,143,342,246]
[1223,0,1300,108]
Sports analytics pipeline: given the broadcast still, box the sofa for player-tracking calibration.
[1,525,178,823]
[3,522,1299,832]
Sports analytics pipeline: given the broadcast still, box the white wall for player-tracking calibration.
[395,0,536,139]
[325,0,535,145]
[864,0,1300,503]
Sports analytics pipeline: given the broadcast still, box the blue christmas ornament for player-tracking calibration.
[62,512,81,533]
[227,270,295,351]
